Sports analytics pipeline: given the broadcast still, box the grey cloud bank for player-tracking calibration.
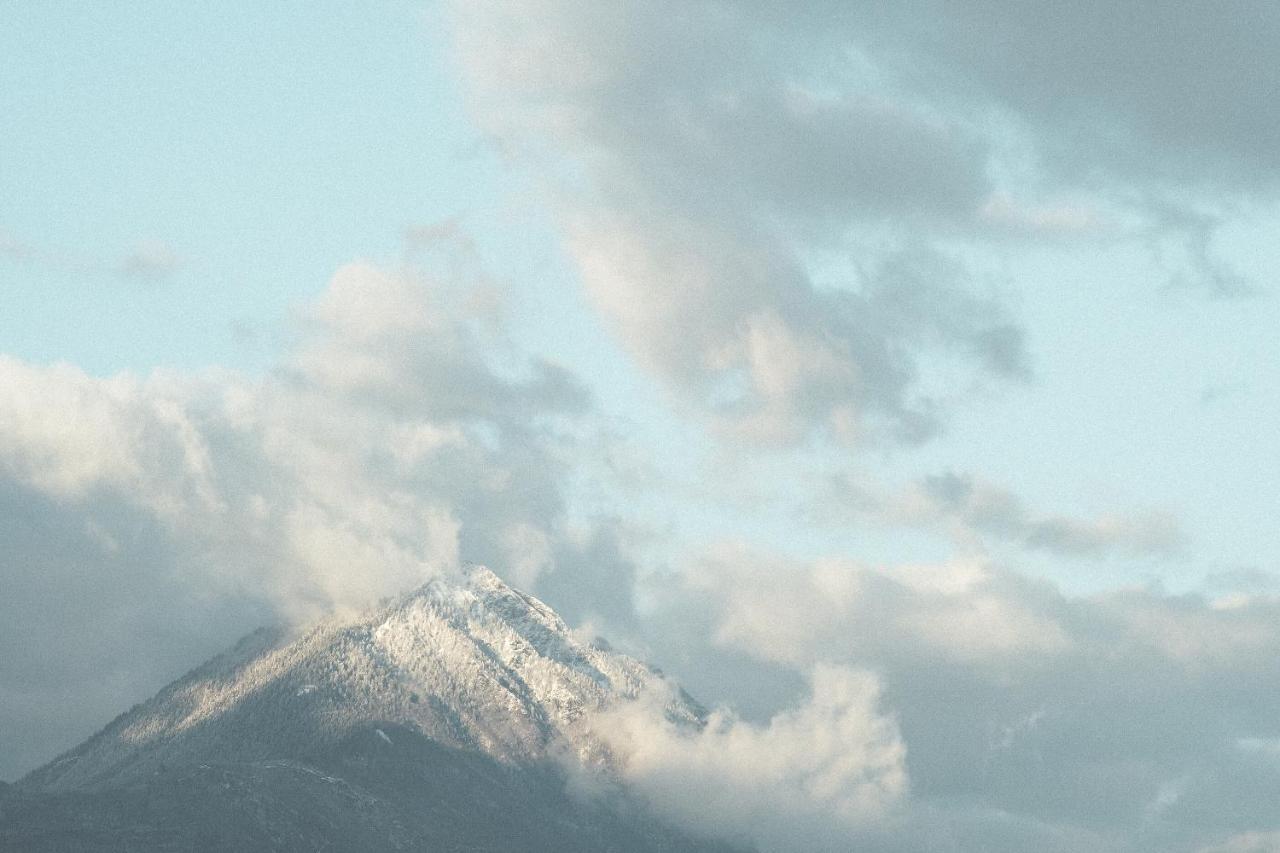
[650,547,1280,852]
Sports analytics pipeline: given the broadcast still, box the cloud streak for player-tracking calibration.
[910,471,1185,559]
[814,469,1186,561]
[0,229,181,282]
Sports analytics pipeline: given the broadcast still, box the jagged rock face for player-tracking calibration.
[4,568,735,853]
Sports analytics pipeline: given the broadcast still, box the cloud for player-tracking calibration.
[0,477,276,781]
[451,0,1275,409]
[292,261,588,423]
[978,192,1105,240]
[787,2,1277,295]
[0,229,180,282]
[4,9,1274,851]
[688,546,1071,669]
[1202,566,1279,597]
[0,230,38,263]
[117,240,180,281]
[570,222,1028,444]
[817,469,1186,561]
[581,664,907,853]
[912,470,1186,559]
[447,0,1030,447]
[1199,833,1280,853]
[1151,202,1256,299]
[835,2,1280,192]
[0,259,608,780]
[642,547,1280,851]
[1,250,1271,848]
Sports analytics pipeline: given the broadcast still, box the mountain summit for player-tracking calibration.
[1,567,741,852]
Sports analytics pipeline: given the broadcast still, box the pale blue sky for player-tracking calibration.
[2,1,500,372]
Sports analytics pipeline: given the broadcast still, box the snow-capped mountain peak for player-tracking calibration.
[5,567,738,853]
[23,566,686,794]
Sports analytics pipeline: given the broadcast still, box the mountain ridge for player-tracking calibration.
[1,566,745,853]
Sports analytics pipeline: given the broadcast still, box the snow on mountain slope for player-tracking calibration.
[22,565,700,794]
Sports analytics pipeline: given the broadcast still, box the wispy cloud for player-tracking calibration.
[117,239,180,281]
[816,468,1186,561]
[0,228,180,282]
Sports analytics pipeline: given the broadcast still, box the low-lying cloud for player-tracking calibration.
[631,547,1280,851]
[583,665,907,853]
[0,259,612,779]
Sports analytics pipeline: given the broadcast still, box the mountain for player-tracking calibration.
[0,566,746,852]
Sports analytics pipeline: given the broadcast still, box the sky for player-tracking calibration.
[2,2,1280,850]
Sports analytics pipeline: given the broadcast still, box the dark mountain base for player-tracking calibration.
[0,724,741,853]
